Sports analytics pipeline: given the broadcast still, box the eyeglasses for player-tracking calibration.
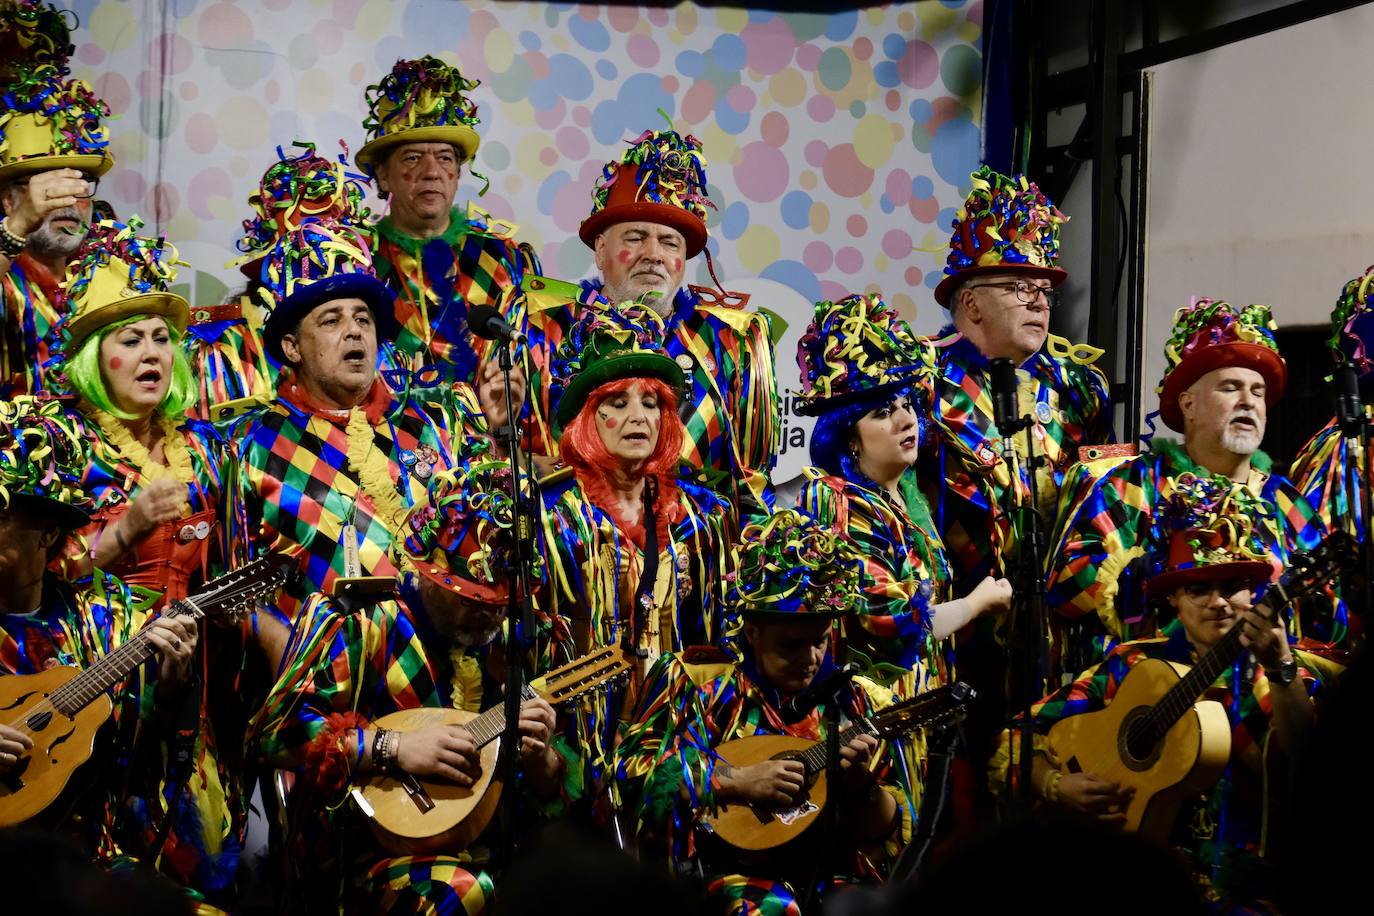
[13,176,100,200]
[967,279,1060,309]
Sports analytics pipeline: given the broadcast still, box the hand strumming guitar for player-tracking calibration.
[387,698,563,791]
[0,724,33,775]
[1054,773,1135,825]
[715,758,807,806]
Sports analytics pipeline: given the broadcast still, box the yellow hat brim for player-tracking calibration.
[0,152,114,186]
[355,125,480,171]
[64,292,190,353]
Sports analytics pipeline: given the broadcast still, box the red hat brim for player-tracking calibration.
[1145,558,1274,599]
[579,201,708,259]
[413,559,511,605]
[1158,341,1287,432]
[933,263,1067,308]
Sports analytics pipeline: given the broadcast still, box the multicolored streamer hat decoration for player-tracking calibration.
[1156,298,1286,432]
[0,66,112,184]
[0,395,93,529]
[726,509,861,618]
[398,459,537,604]
[793,292,932,417]
[552,302,686,431]
[58,217,189,353]
[579,126,714,258]
[234,141,373,279]
[1328,264,1374,382]
[1145,473,1273,597]
[0,1,73,84]
[356,56,482,173]
[934,165,1067,308]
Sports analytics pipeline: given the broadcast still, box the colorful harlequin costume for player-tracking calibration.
[791,293,951,690]
[536,304,734,810]
[0,396,241,906]
[248,463,556,915]
[616,511,918,916]
[1291,265,1374,550]
[1047,300,1336,668]
[919,166,1113,587]
[995,483,1336,911]
[515,128,779,520]
[0,62,113,397]
[48,217,229,608]
[223,172,490,622]
[357,56,541,385]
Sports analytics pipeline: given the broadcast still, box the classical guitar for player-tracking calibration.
[352,644,632,855]
[0,555,294,826]
[1045,533,1353,842]
[702,681,975,852]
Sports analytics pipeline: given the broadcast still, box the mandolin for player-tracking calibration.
[0,555,294,826]
[352,644,633,855]
[702,681,975,852]
[1045,533,1353,842]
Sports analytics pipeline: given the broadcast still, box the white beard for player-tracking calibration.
[1221,425,1262,455]
[453,622,503,648]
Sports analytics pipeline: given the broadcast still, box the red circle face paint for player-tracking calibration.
[109,356,123,370]
[603,416,619,429]
[616,248,633,264]
[672,258,682,274]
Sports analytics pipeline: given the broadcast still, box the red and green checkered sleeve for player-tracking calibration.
[1290,420,1357,539]
[723,308,780,516]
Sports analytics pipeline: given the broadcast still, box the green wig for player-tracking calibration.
[64,313,197,420]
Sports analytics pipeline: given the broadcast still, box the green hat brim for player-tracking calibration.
[355,125,481,172]
[63,292,190,353]
[0,152,114,187]
[555,351,686,431]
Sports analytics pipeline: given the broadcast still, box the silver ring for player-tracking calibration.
[172,638,183,649]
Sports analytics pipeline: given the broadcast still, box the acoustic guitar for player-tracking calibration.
[0,555,294,826]
[1045,533,1353,842]
[352,644,632,854]
[702,681,975,852]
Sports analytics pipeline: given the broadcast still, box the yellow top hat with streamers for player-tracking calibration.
[356,56,482,172]
[0,68,113,185]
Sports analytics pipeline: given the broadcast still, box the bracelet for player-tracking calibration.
[0,218,26,257]
[1041,769,1062,803]
[379,729,401,774]
[371,727,390,770]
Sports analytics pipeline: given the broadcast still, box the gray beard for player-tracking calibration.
[452,623,503,648]
[1220,427,1262,455]
[27,209,85,258]
[602,281,675,316]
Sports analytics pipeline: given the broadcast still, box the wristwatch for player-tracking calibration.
[1264,657,1298,687]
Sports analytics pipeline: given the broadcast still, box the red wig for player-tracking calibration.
[559,377,685,550]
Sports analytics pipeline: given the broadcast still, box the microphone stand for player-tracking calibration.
[495,339,536,867]
[1334,362,1374,628]
[989,359,1050,810]
[798,669,852,913]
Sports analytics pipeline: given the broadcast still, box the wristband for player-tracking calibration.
[0,218,27,257]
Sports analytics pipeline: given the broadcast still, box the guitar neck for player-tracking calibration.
[794,722,873,776]
[459,685,538,748]
[46,599,197,717]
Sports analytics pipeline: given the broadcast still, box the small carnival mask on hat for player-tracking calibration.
[1145,473,1274,598]
[397,460,539,604]
[551,303,686,432]
[793,292,932,417]
[1156,298,1287,433]
[59,217,190,353]
[0,395,93,530]
[356,56,482,174]
[0,66,112,185]
[1328,265,1374,383]
[933,166,1067,308]
[726,509,861,618]
[579,127,714,259]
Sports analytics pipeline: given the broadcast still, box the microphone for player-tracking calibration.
[468,303,526,345]
[988,357,1021,438]
[1334,361,1365,437]
[780,662,860,724]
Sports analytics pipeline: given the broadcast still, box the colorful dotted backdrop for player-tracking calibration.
[68,0,984,480]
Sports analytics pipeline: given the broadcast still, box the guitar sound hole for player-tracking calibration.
[1117,706,1162,772]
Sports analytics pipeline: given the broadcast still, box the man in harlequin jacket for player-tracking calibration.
[512,127,779,524]
[356,56,541,389]
[1047,299,1337,672]
[616,511,918,916]
[249,462,563,916]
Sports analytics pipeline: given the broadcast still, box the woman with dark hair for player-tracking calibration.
[538,304,733,809]
[795,294,1011,694]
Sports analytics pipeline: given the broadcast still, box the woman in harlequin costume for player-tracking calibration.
[615,510,920,916]
[792,293,1011,696]
[1046,299,1335,669]
[0,397,235,909]
[356,56,541,386]
[249,461,564,916]
[224,148,496,623]
[1291,265,1374,560]
[995,476,1333,913]
[537,302,733,814]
